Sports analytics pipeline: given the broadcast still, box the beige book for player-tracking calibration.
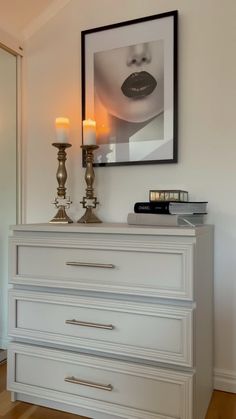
[127,212,205,226]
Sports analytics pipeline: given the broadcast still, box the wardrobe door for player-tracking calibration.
[0,46,17,351]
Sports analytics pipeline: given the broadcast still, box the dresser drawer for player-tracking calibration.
[8,343,193,419]
[10,238,194,299]
[9,290,193,367]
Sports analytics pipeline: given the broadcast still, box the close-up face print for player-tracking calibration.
[94,40,164,123]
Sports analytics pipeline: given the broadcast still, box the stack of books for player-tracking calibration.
[128,190,207,227]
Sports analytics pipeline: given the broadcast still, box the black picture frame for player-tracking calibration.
[81,10,178,167]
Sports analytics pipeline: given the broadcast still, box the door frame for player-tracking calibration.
[0,29,23,223]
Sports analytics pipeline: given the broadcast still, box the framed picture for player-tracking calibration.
[81,10,178,167]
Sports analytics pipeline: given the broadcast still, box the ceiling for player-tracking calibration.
[0,0,55,38]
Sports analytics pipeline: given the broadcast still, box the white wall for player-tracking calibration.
[0,47,17,348]
[23,0,236,391]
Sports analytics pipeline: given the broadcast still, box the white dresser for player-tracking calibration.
[7,223,213,419]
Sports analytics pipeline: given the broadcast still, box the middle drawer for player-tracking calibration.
[9,290,193,367]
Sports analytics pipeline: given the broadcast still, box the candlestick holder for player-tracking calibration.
[78,144,102,223]
[50,142,73,224]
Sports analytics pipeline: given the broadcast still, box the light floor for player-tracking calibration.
[0,361,235,418]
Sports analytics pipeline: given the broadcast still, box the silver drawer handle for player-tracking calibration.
[65,376,113,391]
[66,261,115,269]
[65,319,114,330]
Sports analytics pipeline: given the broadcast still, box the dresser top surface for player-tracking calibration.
[10,222,213,237]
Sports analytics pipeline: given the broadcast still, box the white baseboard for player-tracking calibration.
[214,368,236,393]
[0,350,7,362]
[0,336,10,350]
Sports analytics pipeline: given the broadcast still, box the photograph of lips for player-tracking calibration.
[121,71,157,99]
[81,11,177,166]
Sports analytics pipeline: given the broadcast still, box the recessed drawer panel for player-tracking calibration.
[11,241,194,299]
[9,290,193,366]
[8,343,193,419]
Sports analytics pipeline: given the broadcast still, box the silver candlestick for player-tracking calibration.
[50,142,73,224]
[77,144,102,223]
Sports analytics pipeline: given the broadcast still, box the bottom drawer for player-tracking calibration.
[8,343,193,419]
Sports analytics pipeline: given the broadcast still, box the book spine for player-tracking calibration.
[134,202,170,214]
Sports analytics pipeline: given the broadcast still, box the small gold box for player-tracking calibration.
[149,189,189,202]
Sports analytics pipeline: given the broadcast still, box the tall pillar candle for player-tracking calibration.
[55,117,70,143]
[83,119,96,145]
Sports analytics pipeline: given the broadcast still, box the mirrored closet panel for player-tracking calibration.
[0,45,18,354]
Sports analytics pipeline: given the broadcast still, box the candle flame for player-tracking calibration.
[55,117,70,128]
[83,119,96,128]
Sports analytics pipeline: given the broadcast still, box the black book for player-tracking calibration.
[134,201,208,215]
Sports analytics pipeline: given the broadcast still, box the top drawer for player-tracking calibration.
[10,235,194,300]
